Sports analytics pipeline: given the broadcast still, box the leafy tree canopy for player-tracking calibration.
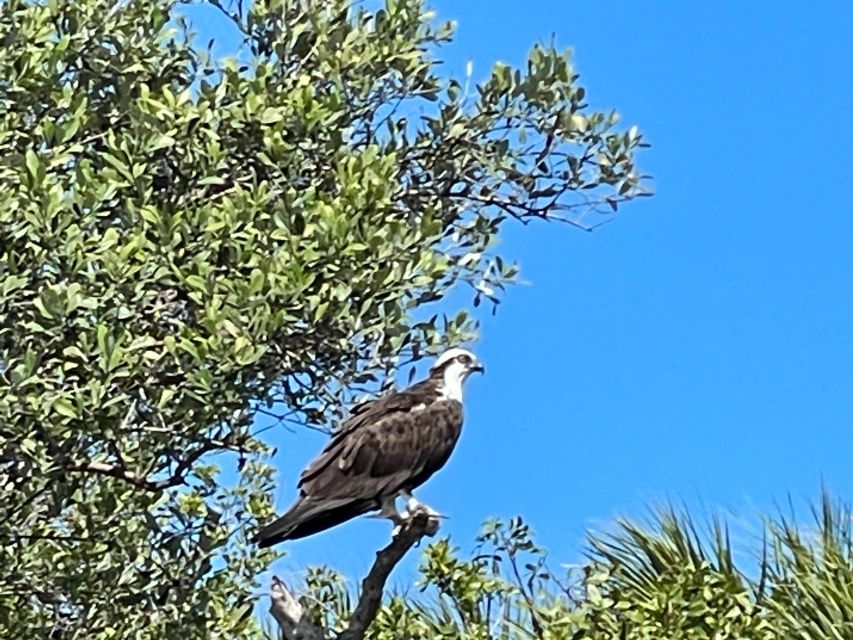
[0,0,646,637]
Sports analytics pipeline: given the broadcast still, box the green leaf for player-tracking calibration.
[59,117,81,144]
[53,396,78,419]
[102,153,134,182]
[25,149,43,184]
[185,274,207,290]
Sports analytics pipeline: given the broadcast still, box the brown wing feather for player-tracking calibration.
[300,409,425,499]
[298,380,435,488]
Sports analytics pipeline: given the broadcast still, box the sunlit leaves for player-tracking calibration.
[286,497,853,639]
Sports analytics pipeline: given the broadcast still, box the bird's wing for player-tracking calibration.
[254,384,463,545]
[297,382,435,498]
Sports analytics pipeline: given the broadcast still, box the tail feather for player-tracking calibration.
[252,497,376,547]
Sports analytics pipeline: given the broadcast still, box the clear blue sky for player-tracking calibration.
[186,1,853,581]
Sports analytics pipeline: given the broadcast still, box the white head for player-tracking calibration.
[430,347,484,402]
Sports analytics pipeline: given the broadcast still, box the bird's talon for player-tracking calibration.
[409,504,446,520]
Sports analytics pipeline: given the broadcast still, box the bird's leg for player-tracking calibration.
[399,490,445,519]
[369,495,406,522]
[369,495,408,535]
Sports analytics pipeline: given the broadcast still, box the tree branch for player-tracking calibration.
[270,576,324,640]
[271,510,440,640]
[65,442,212,492]
[65,460,163,490]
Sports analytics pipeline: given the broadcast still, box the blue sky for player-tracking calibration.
[186,1,853,581]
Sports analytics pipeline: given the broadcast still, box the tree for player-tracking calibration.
[0,0,647,637]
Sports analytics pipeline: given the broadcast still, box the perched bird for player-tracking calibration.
[253,347,484,547]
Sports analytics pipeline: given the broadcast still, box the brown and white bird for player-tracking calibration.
[252,347,484,547]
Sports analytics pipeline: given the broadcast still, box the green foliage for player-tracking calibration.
[581,509,771,639]
[0,0,646,636]
[763,494,853,638]
[288,495,853,639]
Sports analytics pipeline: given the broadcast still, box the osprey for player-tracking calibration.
[253,347,484,547]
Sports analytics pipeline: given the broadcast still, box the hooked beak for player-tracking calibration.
[470,362,485,374]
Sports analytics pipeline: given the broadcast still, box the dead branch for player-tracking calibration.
[270,576,324,640]
[270,510,440,640]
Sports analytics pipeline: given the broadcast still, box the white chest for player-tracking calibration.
[437,364,465,402]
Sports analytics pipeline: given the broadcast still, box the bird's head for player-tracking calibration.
[430,347,484,401]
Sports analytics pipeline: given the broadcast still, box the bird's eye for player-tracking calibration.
[458,354,471,364]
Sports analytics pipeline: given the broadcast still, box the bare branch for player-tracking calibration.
[272,510,440,640]
[270,576,324,640]
[339,511,439,640]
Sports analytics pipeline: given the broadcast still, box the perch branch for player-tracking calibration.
[271,510,440,640]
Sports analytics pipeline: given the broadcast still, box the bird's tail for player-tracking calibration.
[252,498,317,547]
[252,497,374,547]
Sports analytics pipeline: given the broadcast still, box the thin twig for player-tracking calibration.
[64,460,160,490]
[65,442,213,492]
